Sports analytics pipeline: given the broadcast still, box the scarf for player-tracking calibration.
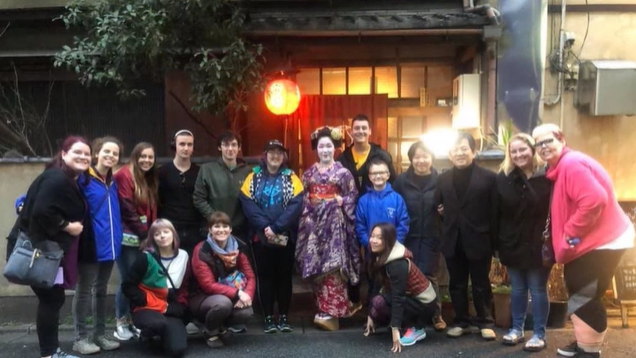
[207,234,239,270]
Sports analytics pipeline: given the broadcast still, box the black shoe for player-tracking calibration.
[572,348,600,358]
[206,335,224,348]
[557,341,578,357]
[277,315,293,333]
[264,316,277,334]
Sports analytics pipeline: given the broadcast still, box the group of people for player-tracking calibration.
[6,112,632,358]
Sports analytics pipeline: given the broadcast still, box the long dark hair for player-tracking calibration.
[128,142,158,207]
[46,135,91,178]
[367,222,398,280]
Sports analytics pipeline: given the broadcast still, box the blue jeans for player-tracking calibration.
[115,246,140,320]
[507,266,551,337]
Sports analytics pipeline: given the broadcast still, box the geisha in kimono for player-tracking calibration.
[296,126,360,331]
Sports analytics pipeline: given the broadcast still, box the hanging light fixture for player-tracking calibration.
[264,79,301,115]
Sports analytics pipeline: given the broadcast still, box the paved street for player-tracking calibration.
[1,319,635,358]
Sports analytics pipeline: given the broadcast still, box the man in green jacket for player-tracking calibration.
[193,131,251,240]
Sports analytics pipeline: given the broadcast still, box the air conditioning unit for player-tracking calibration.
[452,74,481,129]
[576,60,636,116]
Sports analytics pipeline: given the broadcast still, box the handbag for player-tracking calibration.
[218,270,247,290]
[3,231,64,288]
[541,214,556,267]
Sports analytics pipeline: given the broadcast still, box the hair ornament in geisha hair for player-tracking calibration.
[311,126,343,150]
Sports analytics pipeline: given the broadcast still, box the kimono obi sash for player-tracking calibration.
[309,184,339,200]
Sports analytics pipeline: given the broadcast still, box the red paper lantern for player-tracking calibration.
[264,79,301,115]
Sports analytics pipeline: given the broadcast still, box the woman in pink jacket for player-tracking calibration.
[532,124,634,358]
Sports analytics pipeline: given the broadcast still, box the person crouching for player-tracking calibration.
[190,211,255,348]
[364,223,437,353]
[121,219,191,358]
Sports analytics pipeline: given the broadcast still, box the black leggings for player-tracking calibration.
[32,285,66,357]
[564,249,626,332]
[253,242,295,317]
[132,309,187,357]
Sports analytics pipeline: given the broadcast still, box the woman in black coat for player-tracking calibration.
[392,140,445,331]
[496,133,552,352]
[18,136,91,358]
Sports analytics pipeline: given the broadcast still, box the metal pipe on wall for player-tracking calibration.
[546,0,566,107]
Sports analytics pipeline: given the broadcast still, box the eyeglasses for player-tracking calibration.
[369,171,389,177]
[534,138,555,148]
[179,172,186,187]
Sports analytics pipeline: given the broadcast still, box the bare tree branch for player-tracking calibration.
[0,22,9,38]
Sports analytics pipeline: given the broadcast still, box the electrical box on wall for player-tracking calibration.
[452,74,481,129]
[576,60,636,116]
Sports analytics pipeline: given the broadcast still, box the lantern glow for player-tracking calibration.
[264,79,301,115]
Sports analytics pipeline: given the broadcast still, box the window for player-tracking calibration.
[322,68,346,95]
[400,66,426,98]
[375,66,398,98]
[348,67,372,95]
[296,69,320,95]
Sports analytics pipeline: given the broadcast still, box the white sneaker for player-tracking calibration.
[72,338,101,355]
[113,325,134,341]
[185,322,201,335]
[129,324,141,338]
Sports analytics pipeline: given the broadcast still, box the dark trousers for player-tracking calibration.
[404,236,443,317]
[564,249,625,332]
[32,285,66,356]
[175,225,205,257]
[132,309,187,357]
[445,241,494,328]
[369,294,438,329]
[253,242,295,316]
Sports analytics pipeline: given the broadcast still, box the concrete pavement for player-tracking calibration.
[1,317,635,358]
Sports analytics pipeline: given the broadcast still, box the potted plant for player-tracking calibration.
[490,257,512,328]
[547,264,569,328]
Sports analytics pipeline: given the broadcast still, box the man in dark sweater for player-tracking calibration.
[158,129,203,255]
[337,114,395,196]
[434,132,497,341]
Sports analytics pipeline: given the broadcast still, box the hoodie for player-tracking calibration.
[355,183,409,248]
[337,143,396,196]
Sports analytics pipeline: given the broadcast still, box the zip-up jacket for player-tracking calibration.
[193,158,250,233]
[78,167,123,262]
[191,239,256,302]
[122,250,190,316]
[239,165,304,244]
[355,183,410,248]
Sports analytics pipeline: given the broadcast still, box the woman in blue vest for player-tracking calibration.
[73,136,124,355]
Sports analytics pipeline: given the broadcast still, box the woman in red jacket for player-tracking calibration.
[190,211,255,348]
[532,124,634,358]
[113,142,158,340]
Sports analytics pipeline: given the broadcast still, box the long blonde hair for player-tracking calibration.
[499,133,543,175]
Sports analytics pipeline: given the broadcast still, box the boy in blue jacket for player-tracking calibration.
[356,159,410,250]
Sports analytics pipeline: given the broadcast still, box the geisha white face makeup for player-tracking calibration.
[316,137,335,164]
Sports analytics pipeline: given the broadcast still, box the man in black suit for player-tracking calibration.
[435,132,497,340]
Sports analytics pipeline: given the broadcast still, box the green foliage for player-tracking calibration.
[54,0,265,116]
